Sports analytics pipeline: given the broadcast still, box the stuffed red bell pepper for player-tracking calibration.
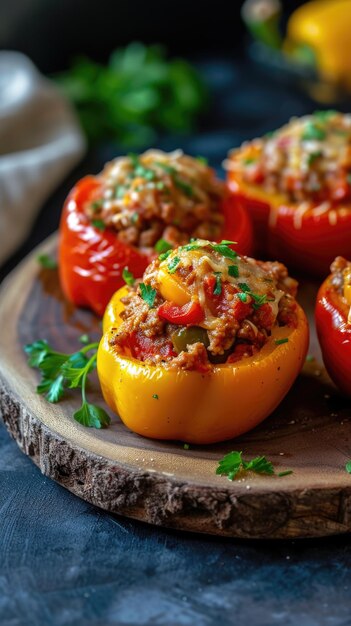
[225,111,351,276]
[315,256,351,396]
[59,150,253,316]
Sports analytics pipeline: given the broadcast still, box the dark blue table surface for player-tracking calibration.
[1,58,351,626]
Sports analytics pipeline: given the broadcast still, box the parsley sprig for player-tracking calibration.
[216,451,292,480]
[24,339,110,429]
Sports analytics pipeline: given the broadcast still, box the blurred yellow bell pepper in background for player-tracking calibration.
[286,0,351,90]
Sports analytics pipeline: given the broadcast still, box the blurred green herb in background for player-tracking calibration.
[55,42,207,147]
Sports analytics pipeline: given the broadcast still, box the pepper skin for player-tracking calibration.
[315,273,351,396]
[98,287,309,444]
[59,177,253,317]
[286,0,351,91]
[227,170,351,277]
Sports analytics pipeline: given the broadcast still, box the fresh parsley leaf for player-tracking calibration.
[237,293,248,303]
[122,267,135,286]
[152,394,159,399]
[277,470,293,477]
[345,461,351,474]
[228,265,239,278]
[55,43,206,147]
[301,121,326,141]
[92,219,106,231]
[216,451,285,481]
[37,254,58,270]
[211,241,238,261]
[216,451,243,480]
[238,282,250,292]
[174,176,193,197]
[140,283,157,307]
[307,151,322,166]
[159,249,173,262]
[167,256,180,274]
[45,375,65,403]
[155,238,173,254]
[74,402,110,429]
[24,339,106,429]
[196,156,208,165]
[213,272,222,296]
[275,338,289,345]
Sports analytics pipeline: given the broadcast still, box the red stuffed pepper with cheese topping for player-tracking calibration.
[225,111,351,276]
[59,150,253,316]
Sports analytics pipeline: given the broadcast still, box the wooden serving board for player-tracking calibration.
[1,235,351,539]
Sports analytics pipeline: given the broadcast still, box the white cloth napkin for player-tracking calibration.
[0,51,86,265]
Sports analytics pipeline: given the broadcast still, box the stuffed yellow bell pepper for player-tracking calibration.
[97,240,309,444]
[286,0,351,91]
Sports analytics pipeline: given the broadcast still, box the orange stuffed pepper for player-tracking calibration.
[225,111,351,277]
[59,150,253,316]
[98,240,308,444]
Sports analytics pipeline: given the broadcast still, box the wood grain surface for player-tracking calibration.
[1,234,351,539]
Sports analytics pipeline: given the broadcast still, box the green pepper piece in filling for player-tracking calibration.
[171,326,209,354]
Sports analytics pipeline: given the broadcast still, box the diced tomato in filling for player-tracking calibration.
[121,331,176,361]
[158,300,204,325]
[253,303,274,330]
[204,277,252,321]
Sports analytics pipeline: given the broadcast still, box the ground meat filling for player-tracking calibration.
[330,256,351,323]
[111,240,298,372]
[225,111,351,207]
[84,150,225,251]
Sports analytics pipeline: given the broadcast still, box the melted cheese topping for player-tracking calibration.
[158,240,284,330]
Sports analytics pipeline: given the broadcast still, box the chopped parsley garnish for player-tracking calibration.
[228,265,239,278]
[155,161,176,175]
[275,338,289,345]
[91,200,103,211]
[115,184,127,199]
[37,254,58,270]
[314,110,338,121]
[140,283,157,307]
[195,156,208,165]
[159,249,173,261]
[216,451,292,480]
[213,272,222,296]
[155,238,173,254]
[122,267,135,286]
[182,242,201,251]
[216,451,274,480]
[211,241,238,261]
[167,256,181,274]
[307,151,322,166]
[92,219,106,231]
[243,157,257,166]
[238,282,250,292]
[173,176,194,197]
[152,394,159,400]
[24,339,110,429]
[237,293,248,303]
[183,443,190,450]
[301,121,326,141]
[346,461,351,474]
